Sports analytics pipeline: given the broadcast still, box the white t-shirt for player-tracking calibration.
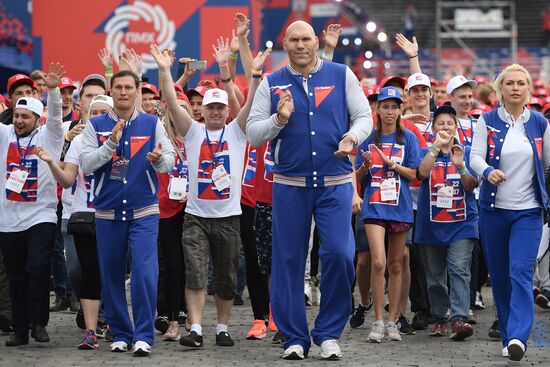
[64,134,95,214]
[0,93,64,231]
[183,120,247,218]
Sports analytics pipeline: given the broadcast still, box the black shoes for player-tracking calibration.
[76,308,85,329]
[215,331,234,346]
[180,331,204,347]
[5,334,29,346]
[272,330,286,344]
[68,295,80,313]
[50,296,70,312]
[154,316,169,333]
[233,295,244,306]
[31,325,50,342]
[0,312,13,333]
[412,311,429,330]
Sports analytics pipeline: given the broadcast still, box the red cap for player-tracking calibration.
[186,85,209,98]
[529,97,543,108]
[430,78,439,86]
[142,83,159,98]
[173,83,184,96]
[197,79,216,89]
[59,77,76,91]
[7,74,36,94]
[177,93,189,103]
[534,87,548,98]
[469,107,483,117]
[533,80,545,88]
[379,76,406,90]
[543,103,550,115]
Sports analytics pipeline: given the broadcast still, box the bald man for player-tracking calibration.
[247,21,373,360]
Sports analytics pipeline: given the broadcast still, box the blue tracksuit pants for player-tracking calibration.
[271,183,355,353]
[96,215,159,345]
[479,207,542,348]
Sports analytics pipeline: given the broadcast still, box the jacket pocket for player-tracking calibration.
[273,139,281,164]
[94,173,105,197]
[145,170,156,195]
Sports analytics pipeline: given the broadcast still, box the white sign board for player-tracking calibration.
[454,8,504,30]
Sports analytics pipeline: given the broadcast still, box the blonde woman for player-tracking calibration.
[470,64,550,361]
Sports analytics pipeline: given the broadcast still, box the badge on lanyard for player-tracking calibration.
[6,169,29,193]
[212,164,231,191]
[110,157,129,182]
[380,177,397,202]
[436,186,453,208]
[169,176,188,200]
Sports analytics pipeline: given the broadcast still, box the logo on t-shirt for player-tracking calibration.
[368,143,404,206]
[429,161,466,222]
[263,142,274,183]
[197,138,231,200]
[6,142,38,202]
[242,146,256,188]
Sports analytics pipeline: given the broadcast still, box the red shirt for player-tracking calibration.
[157,140,186,219]
[240,142,256,208]
[254,142,273,204]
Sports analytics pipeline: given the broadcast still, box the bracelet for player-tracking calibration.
[430,144,441,155]
[409,54,418,58]
[458,166,469,176]
[105,72,113,78]
[428,150,437,158]
[251,69,262,75]
[389,161,398,170]
[104,65,113,70]
[220,77,231,84]
[229,51,238,60]
[252,73,262,79]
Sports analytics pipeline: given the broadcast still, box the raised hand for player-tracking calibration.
[234,13,249,37]
[146,143,163,164]
[334,135,357,158]
[360,149,373,168]
[276,90,294,122]
[212,37,231,65]
[178,57,197,77]
[433,130,452,148]
[402,113,429,124]
[98,48,114,69]
[372,144,392,165]
[251,48,272,71]
[323,24,342,50]
[395,33,418,57]
[230,29,240,54]
[450,144,465,168]
[150,44,174,71]
[109,119,125,145]
[487,169,506,186]
[45,63,65,89]
[66,123,85,141]
[120,48,143,75]
[35,146,53,163]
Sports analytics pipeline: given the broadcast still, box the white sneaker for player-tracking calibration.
[501,347,508,357]
[283,344,305,360]
[304,282,312,306]
[367,320,385,343]
[320,339,341,360]
[507,339,525,361]
[133,340,151,356]
[110,341,129,352]
[386,321,402,341]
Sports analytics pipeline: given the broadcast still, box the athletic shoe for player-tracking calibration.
[533,286,541,300]
[282,344,305,360]
[95,326,105,339]
[104,325,114,342]
[474,291,486,309]
[268,311,277,332]
[535,291,550,309]
[233,295,244,306]
[450,320,473,341]
[396,315,416,335]
[75,309,85,329]
[386,321,402,341]
[178,311,187,326]
[501,347,508,357]
[78,330,98,350]
[367,320,385,343]
[412,311,428,330]
[304,282,312,307]
[69,295,81,313]
[50,296,69,312]
[466,309,477,324]
[110,341,128,352]
[163,321,180,341]
[133,341,151,356]
[154,316,169,333]
[216,331,234,346]
[272,330,286,344]
[320,339,341,360]
[488,320,501,340]
[429,322,448,337]
[180,331,203,347]
[247,320,267,340]
[507,339,525,362]
[349,303,372,329]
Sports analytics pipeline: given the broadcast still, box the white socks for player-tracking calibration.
[216,323,228,335]
[191,324,202,336]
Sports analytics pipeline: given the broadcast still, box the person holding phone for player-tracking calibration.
[355,87,419,344]
[415,105,478,341]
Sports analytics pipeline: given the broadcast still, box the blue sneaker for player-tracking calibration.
[78,330,98,350]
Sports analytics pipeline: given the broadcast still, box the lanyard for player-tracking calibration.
[457,118,473,146]
[16,131,37,168]
[170,137,187,177]
[205,127,225,165]
[382,136,396,178]
[442,154,449,186]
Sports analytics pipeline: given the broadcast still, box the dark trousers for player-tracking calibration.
[0,223,55,336]
[408,211,430,314]
[73,232,101,300]
[0,254,11,317]
[240,204,269,320]
[157,210,186,320]
[51,202,73,298]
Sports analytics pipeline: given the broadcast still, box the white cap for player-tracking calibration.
[14,97,44,117]
[407,73,431,90]
[202,88,228,106]
[446,75,478,95]
[90,95,114,109]
[82,73,107,89]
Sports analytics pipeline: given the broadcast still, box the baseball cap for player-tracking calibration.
[534,87,547,98]
[430,78,439,86]
[377,87,403,103]
[59,77,76,91]
[186,85,209,98]
[7,74,36,94]
[202,88,228,106]
[446,75,478,95]
[407,73,431,90]
[81,73,107,89]
[90,94,113,109]
[528,97,543,108]
[534,80,545,89]
[379,76,406,90]
[177,93,190,103]
[469,107,483,117]
[433,105,456,120]
[14,97,44,116]
[141,83,159,98]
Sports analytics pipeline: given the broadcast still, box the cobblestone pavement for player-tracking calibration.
[0,286,548,366]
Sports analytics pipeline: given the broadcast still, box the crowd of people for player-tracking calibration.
[0,12,550,363]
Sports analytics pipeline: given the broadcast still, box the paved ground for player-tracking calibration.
[0,286,549,366]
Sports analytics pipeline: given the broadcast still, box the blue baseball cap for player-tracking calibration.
[377,86,403,103]
[433,105,457,120]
